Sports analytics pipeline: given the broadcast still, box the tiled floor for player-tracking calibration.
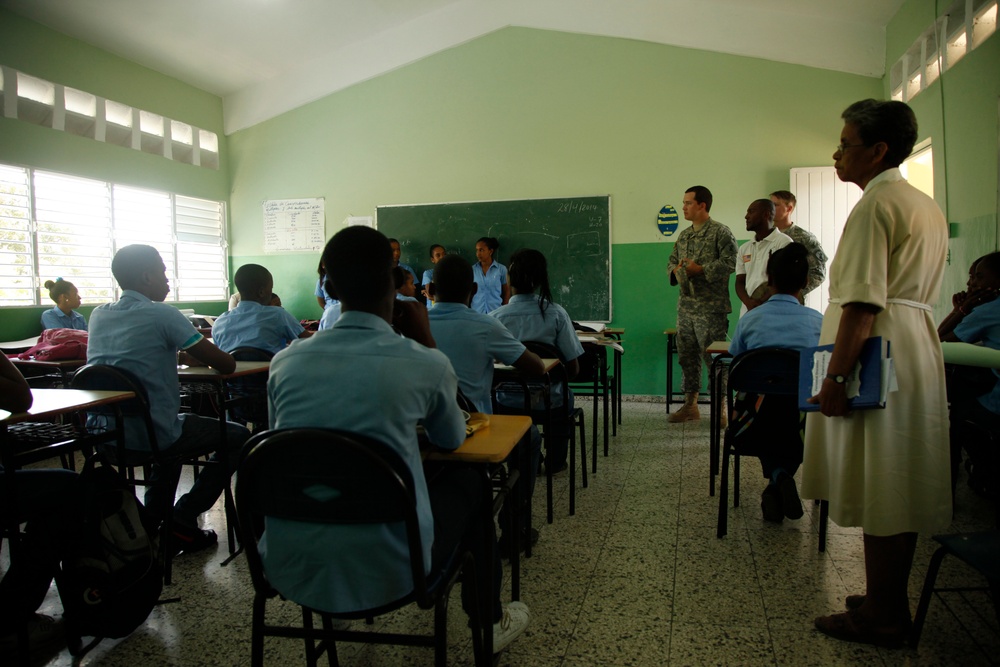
[9,399,1000,666]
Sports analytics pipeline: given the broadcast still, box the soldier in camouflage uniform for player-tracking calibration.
[770,191,828,297]
[667,185,738,422]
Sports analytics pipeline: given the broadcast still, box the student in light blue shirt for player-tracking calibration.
[40,278,87,331]
[212,264,307,355]
[388,237,419,289]
[87,244,250,554]
[472,237,510,314]
[727,243,822,524]
[421,243,446,308]
[263,227,530,651]
[393,266,420,302]
[491,248,584,473]
[314,258,339,311]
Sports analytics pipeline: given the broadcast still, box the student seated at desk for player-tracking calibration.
[265,226,530,653]
[728,243,822,523]
[40,278,87,331]
[88,244,251,554]
[211,264,308,355]
[393,266,420,302]
[0,356,79,653]
[491,248,584,474]
[938,251,1000,496]
[428,254,545,553]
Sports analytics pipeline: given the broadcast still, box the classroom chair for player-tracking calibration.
[568,342,613,472]
[715,348,829,551]
[235,428,486,667]
[227,346,274,433]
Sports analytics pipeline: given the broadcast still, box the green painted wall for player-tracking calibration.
[228,27,881,394]
[0,8,230,340]
[886,0,1000,321]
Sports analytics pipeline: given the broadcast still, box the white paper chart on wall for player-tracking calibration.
[263,198,326,253]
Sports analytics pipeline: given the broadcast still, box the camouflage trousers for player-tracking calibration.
[676,308,729,394]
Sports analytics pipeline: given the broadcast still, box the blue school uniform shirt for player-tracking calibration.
[953,298,1000,415]
[262,310,466,614]
[421,268,435,309]
[40,307,87,331]
[728,294,824,357]
[471,262,508,314]
[318,302,342,331]
[314,276,339,309]
[210,300,304,355]
[87,290,203,449]
[428,302,527,414]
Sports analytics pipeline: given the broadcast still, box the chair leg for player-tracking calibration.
[579,416,588,489]
[818,500,829,552]
[320,615,339,667]
[434,595,449,667]
[733,453,741,508]
[717,443,731,538]
[910,545,949,647]
[251,595,266,667]
[302,607,318,667]
[546,460,554,525]
[569,425,576,517]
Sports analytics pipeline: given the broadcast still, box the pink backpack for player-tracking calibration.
[18,328,89,361]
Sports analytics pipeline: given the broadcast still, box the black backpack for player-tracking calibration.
[57,454,163,655]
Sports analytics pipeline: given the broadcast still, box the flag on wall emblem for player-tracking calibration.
[657,205,679,237]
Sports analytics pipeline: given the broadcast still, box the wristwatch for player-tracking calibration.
[826,373,847,384]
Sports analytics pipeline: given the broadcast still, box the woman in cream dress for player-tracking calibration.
[802,99,950,647]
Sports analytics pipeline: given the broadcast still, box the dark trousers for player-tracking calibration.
[426,465,502,626]
[0,469,81,628]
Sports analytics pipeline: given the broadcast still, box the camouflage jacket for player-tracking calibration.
[667,218,738,313]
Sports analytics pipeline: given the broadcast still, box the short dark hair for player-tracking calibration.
[234,264,272,296]
[767,243,809,294]
[111,244,162,289]
[433,254,474,303]
[43,277,77,303]
[976,252,1000,284]
[476,237,500,253]
[685,186,713,213]
[770,190,796,205]
[428,244,445,258]
[323,226,393,308]
[752,198,775,221]
[841,99,918,168]
[392,266,407,290]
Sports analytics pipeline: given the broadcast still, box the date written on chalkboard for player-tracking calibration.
[557,201,602,214]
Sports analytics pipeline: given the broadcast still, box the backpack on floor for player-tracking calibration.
[57,454,163,654]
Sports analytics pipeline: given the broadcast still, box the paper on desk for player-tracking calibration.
[576,321,606,333]
[466,413,490,438]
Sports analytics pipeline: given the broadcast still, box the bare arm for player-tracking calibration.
[565,357,581,381]
[734,274,760,311]
[501,283,511,306]
[808,303,878,416]
[181,339,237,374]
[316,296,326,311]
[392,300,436,348]
[0,355,32,413]
[511,349,545,377]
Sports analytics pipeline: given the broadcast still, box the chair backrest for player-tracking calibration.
[70,363,159,451]
[229,347,275,362]
[726,348,802,451]
[236,429,432,607]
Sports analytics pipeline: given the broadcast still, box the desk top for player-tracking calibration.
[177,360,271,381]
[1,388,135,426]
[0,336,40,352]
[494,358,560,374]
[424,414,532,464]
[706,340,730,354]
[10,358,86,370]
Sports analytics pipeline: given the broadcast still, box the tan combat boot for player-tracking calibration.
[668,392,701,423]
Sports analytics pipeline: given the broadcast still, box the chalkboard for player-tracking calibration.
[376,196,611,321]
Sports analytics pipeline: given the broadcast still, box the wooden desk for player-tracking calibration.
[0,336,40,353]
[177,360,270,555]
[425,413,531,657]
[706,340,731,496]
[10,357,86,386]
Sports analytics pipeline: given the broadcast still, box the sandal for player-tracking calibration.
[814,610,910,648]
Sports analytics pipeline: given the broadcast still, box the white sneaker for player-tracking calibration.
[492,601,530,653]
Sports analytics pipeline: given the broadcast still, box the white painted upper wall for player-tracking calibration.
[0,0,902,134]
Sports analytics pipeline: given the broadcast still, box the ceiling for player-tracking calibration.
[1,0,906,133]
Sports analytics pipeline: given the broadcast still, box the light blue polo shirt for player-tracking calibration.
[490,294,584,364]
[41,307,87,331]
[262,310,466,614]
[471,262,508,314]
[428,302,527,413]
[87,290,203,448]
[314,276,339,309]
[728,294,823,357]
[211,300,304,355]
[318,302,342,331]
[953,298,1000,415]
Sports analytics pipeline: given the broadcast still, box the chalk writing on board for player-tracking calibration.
[263,198,326,253]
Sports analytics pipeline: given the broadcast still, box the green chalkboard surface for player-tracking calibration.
[376,196,611,321]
